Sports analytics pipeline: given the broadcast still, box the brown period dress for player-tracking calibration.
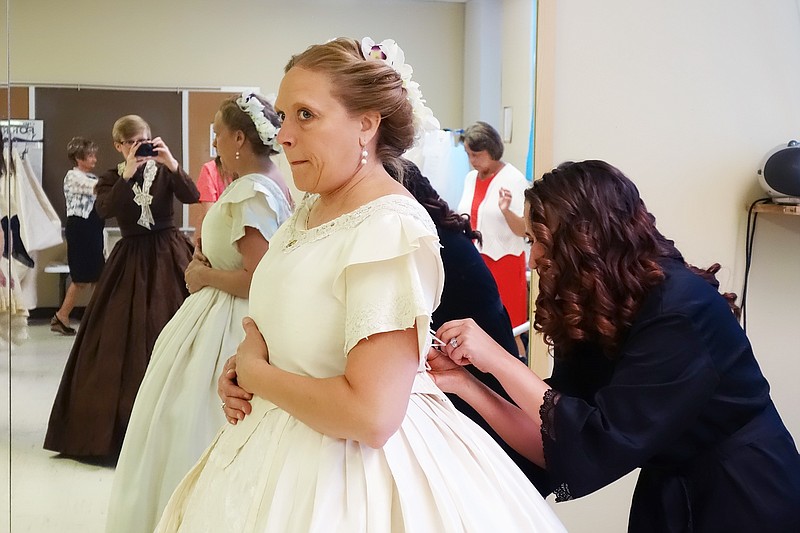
[44,162,200,461]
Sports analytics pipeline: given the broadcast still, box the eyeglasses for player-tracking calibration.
[118,139,151,145]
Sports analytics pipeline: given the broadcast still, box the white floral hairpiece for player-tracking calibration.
[236,92,282,153]
[360,37,441,139]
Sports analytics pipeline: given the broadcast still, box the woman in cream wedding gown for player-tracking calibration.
[106,94,292,533]
[155,38,565,533]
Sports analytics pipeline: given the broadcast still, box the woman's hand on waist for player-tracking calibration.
[184,256,211,293]
[219,355,253,425]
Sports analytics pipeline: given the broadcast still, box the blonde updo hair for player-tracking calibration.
[112,115,151,143]
[217,94,281,157]
[285,37,415,181]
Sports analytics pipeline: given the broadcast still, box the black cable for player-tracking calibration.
[741,198,771,332]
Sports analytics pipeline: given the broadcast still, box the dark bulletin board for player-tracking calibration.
[35,88,183,226]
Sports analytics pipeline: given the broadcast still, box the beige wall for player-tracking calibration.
[8,0,464,130]
[463,0,536,172]
[7,0,467,307]
[8,1,798,530]
[464,0,502,128]
[501,0,535,170]
[538,1,800,530]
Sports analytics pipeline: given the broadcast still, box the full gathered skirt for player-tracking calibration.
[156,195,565,532]
[156,377,565,533]
[44,227,192,459]
[106,286,247,532]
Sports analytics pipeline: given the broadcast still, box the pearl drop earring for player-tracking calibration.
[235,151,240,160]
[361,149,368,166]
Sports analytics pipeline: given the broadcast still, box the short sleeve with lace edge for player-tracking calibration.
[216,174,293,245]
[331,199,444,361]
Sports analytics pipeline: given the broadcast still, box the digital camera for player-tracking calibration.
[135,142,158,158]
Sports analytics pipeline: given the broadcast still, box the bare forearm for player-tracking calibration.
[487,354,551,430]
[501,208,526,237]
[457,373,545,465]
[240,360,413,447]
[201,268,252,299]
[188,203,212,243]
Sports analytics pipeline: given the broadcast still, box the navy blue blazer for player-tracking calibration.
[537,257,800,532]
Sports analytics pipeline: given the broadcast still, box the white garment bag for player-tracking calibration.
[1,147,63,308]
[404,129,470,208]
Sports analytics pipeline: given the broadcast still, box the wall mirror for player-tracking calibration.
[2,0,11,529]
[3,0,541,529]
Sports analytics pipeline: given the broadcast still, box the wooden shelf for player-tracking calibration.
[752,203,800,215]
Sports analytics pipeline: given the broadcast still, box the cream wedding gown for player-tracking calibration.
[155,194,565,533]
[106,174,292,533]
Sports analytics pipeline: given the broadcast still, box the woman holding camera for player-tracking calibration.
[106,95,292,533]
[45,114,200,463]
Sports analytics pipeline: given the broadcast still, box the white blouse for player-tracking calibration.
[457,163,529,260]
[63,168,98,218]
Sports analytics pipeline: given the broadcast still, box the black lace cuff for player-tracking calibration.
[540,388,571,501]
[553,482,573,502]
[539,388,561,441]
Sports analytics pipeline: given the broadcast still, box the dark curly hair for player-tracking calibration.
[524,160,683,358]
[687,263,741,321]
[387,160,482,244]
[526,160,741,358]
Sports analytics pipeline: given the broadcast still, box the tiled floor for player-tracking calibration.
[1,319,112,533]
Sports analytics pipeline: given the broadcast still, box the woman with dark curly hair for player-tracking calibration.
[429,160,800,532]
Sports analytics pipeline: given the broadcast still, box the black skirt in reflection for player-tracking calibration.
[65,208,105,283]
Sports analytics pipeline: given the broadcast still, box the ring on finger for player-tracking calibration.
[449,337,458,348]
[220,402,226,410]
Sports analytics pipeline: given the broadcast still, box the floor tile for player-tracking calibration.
[1,320,112,533]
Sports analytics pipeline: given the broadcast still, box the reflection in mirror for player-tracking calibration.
[5,0,541,530]
[1,0,11,529]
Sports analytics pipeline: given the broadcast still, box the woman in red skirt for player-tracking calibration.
[457,122,529,355]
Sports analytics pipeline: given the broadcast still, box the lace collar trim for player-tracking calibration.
[281,194,434,253]
[118,160,158,229]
